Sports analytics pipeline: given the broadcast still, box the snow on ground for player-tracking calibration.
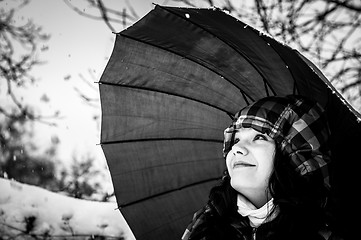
[0,177,136,239]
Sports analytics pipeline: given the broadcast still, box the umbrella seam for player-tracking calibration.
[100,137,224,145]
[110,158,223,176]
[247,27,301,95]
[137,210,201,238]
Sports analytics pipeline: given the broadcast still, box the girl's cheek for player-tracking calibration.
[225,153,233,171]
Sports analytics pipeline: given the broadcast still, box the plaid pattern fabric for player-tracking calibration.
[181,205,212,240]
[223,95,331,189]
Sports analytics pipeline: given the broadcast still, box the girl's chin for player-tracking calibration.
[230,178,250,192]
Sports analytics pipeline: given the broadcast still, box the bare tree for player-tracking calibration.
[63,0,140,31]
[0,0,61,124]
[66,0,361,112]
[236,0,361,110]
[0,1,67,190]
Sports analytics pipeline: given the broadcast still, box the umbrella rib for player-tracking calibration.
[258,42,298,95]
[137,210,199,238]
[100,137,223,145]
[241,91,250,105]
[250,31,300,95]
[100,81,235,118]
[113,157,221,176]
[158,5,278,98]
[293,80,298,95]
[119,177,222,208]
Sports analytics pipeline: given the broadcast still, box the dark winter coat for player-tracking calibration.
[182,193,344,240]
[182,175,342,240]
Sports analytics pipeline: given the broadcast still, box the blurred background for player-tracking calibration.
[1,0,360,238]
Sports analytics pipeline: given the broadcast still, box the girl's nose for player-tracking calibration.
[232,145,248,156]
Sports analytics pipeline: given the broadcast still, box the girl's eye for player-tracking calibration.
[233,138,240,144]
[254,134,267,141]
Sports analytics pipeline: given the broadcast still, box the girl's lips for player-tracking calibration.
[233,161,256,168]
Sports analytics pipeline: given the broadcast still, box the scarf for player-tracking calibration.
[237,194,278,228]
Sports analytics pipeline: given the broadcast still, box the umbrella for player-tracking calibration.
[99,5,361,240]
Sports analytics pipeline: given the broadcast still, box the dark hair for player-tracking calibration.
[270,145,328,206]
[265,147,330,239]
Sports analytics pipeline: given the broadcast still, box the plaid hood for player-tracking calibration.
[223,95,331,189]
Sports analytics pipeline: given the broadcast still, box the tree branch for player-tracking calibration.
[328,0,361,12]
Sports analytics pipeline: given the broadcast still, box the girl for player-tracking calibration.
[182,95,342,240]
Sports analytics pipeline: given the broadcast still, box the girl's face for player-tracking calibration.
[226,127,276,196]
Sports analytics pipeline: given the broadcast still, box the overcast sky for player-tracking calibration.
[1,0,163,167]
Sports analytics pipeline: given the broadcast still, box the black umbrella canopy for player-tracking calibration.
[99,5,361,240]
